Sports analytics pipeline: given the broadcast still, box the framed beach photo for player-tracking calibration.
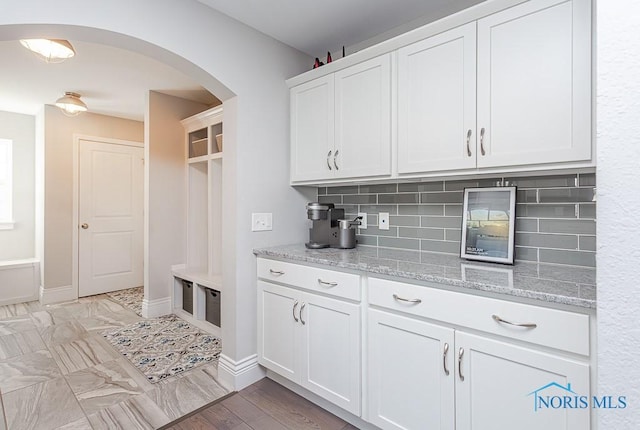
[460,187,517,265]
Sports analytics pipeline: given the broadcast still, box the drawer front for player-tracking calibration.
[257,258,360,301]
[368,277,589,356]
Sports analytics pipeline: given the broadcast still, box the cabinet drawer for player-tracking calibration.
[257,258,360,301]
[369,277,589,356]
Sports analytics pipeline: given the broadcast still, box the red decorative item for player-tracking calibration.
[327,51,332,64]
[313,57,324,69]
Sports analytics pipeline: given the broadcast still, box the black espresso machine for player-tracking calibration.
[305,202,361,249]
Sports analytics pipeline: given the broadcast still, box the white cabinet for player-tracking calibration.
[397,22,477,173]
[257,276,361,415]
[367,309,455,430]
[395,0,592,176]
[476,0,591,168]
[290,55,392,183]
[455,331,590,430]
[367,276,591,430]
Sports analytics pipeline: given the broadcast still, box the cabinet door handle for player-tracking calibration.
[318,278,338,287]
[292,301,299,322]
[269,269,284,276]
[392,294,422,304]
[458,347,465,381]
[327,150,333,170]
[333,150,339,170]
[492,314,537,329]
[300,302,306,325]
[480,127,486,156]
[466,129,472,157]
[443,342,450,376]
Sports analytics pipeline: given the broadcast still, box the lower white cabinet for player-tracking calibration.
[257,280,361,415]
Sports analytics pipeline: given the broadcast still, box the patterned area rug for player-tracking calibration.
[106,286,144,316]
[102,315,222,383]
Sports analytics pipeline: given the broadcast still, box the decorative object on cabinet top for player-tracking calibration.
[253,244,595,309]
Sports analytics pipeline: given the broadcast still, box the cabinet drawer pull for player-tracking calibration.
[443,343,450,376]
[292,301,299,322]
[458,347,465,381]
[318,278,338,287]
[333,150,339,170]
[466,129,472,157]
[300,302,306,325]
[269,269,285,276]
[480,127,486,156]
[327,150,333,170]
[393,294,422,304]
[492,314,537,329]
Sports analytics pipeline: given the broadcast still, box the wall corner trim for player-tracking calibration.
[141,296,172,318]
[39,284,75,305]
[218,353,265,391]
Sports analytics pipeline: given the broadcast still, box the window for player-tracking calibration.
[0,138,12,229]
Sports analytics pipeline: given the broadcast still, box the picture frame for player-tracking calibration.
[460,186,517,265]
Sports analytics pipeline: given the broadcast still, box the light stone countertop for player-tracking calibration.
[253,244,596,309]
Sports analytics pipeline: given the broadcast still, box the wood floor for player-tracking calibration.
[165,377,358,430]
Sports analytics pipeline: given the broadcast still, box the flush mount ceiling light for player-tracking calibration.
[55,92,88,117]
[19,39,76,63]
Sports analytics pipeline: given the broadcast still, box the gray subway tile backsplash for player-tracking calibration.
[324,173,596,267]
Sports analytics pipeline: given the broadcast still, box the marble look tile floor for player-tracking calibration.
[0,295,229,430]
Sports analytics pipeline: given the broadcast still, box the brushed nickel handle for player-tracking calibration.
[292,301,299,322]
[269,269,284,276]
[443,343,450,376]
[393,294,422,304]
[81,223,89,229]
[318,279,338,287]
[480,127,486,156]
[333,150,339,170]
[300,302,306,325]
[466,129,472,157]
[458,347,465,381]
[492,314,537,329]
[327,150,332,170]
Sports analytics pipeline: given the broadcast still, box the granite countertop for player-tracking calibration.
[253,244,596,309]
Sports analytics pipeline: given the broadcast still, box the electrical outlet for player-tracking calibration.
[358,212,367,229]
[379,212,390,230]
[251,213,272,231]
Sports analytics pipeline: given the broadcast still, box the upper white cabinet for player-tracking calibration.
[290,55,392,183]
[398,22,477,173]
[398,0,591,175]
[476,0,591,168]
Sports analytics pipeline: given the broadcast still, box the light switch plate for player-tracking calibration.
[252,213,272,231]
[379,212,389,230]
[358,212,367,229]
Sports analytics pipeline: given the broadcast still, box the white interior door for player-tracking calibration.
[78,139,143,297]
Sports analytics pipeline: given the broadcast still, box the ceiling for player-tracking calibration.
[0,1,485,121]
[0,40,219,122]
[198,0,486,58]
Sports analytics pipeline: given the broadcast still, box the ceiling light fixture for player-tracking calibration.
[19,39,76,63]
[55,92,88,117]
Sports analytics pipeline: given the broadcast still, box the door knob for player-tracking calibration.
[81,223,89,229]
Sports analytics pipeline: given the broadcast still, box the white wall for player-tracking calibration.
[0,110,35,260]
[597,1,640,427]
[0,0,313,375]
[145,91,209,302]
[41,105,143,289]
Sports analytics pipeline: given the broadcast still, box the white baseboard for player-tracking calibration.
[40,284,76,305]
[141,296,172,318]
[0,259,40,306]
[218,353,265,391]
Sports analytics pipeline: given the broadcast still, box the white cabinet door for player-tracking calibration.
[334,55,392,179]
[455,331,590,430]
[476,0,591,168]
[290,75,335,182]
[257,281,299,381]
[300,293,361,415]
[398,22,477,174]
[367,309,455,430]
